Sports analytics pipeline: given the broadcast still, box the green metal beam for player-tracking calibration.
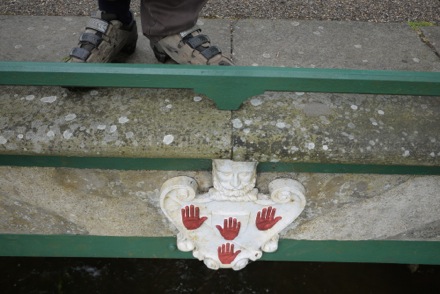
[1,62,439,110]
[257,162,440,175]
[0,155,214,171]
[0,234,439,265]
[0,154,439,175]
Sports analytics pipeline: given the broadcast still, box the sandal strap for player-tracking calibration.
[86,18,109,34]
[200,46,221,60]
[79,33,102,47]
[185,34,210,49]
[69,47,91,61]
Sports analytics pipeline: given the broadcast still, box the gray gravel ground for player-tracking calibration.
[1,0,439,24]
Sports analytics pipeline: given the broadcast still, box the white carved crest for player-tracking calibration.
[160,159,306,270]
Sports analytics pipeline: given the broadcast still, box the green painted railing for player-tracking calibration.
[1,62,439,264]
[1,61,439,174]
[1,234,439,265]
[0,154,439,175]
[1,61,439,110]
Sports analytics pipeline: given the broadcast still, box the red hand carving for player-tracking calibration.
[256,206,282,231]
[216,217,241,240]
[218,243,241,264]
[181,205,207,230]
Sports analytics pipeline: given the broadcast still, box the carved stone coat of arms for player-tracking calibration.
[160,159,306,270]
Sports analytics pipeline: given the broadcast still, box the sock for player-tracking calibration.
[98,0,133,25]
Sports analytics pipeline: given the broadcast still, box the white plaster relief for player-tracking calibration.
[160,159,306,270]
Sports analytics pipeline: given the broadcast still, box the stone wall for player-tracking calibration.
[2,166,439,241]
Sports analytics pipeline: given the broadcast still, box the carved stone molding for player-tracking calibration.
[160,159,306,270]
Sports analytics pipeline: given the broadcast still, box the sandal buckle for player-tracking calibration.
[179,25,201,39]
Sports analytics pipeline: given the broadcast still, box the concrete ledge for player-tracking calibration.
[422,26,440,54]
[1,166,439,241]
[0,86,231,158]
[233,20,440,70]
[232,92,440,165]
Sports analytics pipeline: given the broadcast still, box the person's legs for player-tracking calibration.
[68,0,232,65]
[67,0,138,63]
[141,0,233,65]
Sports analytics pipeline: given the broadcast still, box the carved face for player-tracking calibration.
[212,160,257,195]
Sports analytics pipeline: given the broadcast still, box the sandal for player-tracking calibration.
[67,10,138,63]
[151,26,233,66]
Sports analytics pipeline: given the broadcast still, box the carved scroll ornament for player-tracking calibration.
[160,159,306,270]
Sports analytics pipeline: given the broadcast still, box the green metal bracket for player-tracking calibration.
[1,154,439,175]
[1,234,439,265]
[1,62,439,110]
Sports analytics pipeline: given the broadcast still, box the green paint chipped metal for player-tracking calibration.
[1,62,439,110]
[0,155,439,174]
[0,234,439,265]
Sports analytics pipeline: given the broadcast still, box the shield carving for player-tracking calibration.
[160,160,306,270]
